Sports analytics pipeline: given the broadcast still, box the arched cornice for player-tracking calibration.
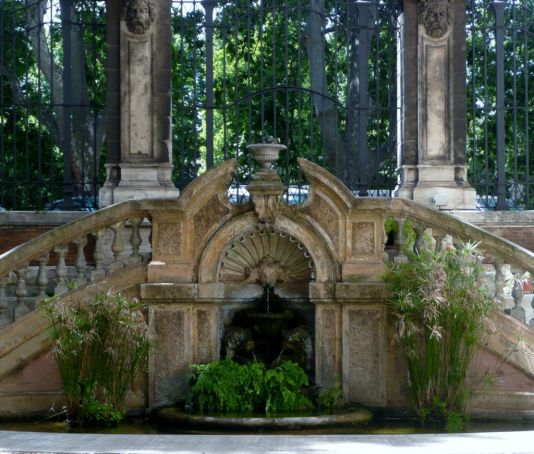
[176,159,238,213]
[297,158,354,211]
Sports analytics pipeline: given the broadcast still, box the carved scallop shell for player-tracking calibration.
[218,228,315,283]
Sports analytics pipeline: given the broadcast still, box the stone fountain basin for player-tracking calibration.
[155,407,373,430]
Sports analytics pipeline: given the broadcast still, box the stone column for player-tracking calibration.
[394,0,476,210]
[100,0,179,206]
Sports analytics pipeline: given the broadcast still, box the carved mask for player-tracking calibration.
[420,0,450,39]
[126,0,153,35]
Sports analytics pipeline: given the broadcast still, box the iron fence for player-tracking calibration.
[170,0,401,197]
[1,0,532,211]
[466,0,533,210]
[0,0,106,211]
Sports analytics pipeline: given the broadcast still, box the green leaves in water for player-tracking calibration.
[41,290,152,425]
[189,359,312,415]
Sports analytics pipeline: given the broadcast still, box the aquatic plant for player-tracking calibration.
[383,222,494,426]
[189,359,312,415]
[41,290,151,425]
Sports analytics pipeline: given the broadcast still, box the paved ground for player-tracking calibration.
[1,431,534,454]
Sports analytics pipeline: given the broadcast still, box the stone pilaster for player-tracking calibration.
[100,0,178,207]
[395,0,476,210]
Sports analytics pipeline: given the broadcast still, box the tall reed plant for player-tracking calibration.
[41,290,151,424]
[383,223,494,425]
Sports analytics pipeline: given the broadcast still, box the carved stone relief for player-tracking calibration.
[218,228,314,284]
[352,222,375,257]
[157,222,182,256]
[193,195,230,245]
[419,0,450,39]
[125,0,153,35]
[303,195,339,247]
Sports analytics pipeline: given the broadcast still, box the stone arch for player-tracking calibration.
[197,212,338,284]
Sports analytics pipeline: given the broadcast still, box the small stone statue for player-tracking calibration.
[281,325,313,372]
[223,327,254,363]
[419,0,450,39]
[125,0,153,35]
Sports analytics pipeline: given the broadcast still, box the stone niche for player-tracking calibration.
[140,153,397,409]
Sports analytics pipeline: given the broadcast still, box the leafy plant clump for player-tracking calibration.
[41,290,152,425]
[189,359,312,415]
[383,222,494,427]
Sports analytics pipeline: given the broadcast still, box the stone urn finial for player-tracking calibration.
[246,142,288,224]
[247,142,286,176]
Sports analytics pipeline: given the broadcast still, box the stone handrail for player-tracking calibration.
[0,199,154,326]
[375,198,534,326]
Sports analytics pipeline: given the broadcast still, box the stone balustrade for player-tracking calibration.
[0,201,153,327]
[384,199,534,328]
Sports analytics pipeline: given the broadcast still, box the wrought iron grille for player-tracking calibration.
[171,0,401,197]
[0,0,106,211]
[467,0,533,210]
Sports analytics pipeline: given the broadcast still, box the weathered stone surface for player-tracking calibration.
[149,306,191,406]
[194,195,230,246]
[315,304,340,388]
[141,283,196,301]
[303,194,339,247]
[351,222,375,257]
[157,222,182,256]
[193,306,218,364]
[343,306,386,406]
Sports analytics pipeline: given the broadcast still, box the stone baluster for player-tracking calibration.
[414,224,425,255]
[54,244,69,295]
[381,221,389,262]
[510,266,527,323]
[128,218,143,264]
[73,237,88,287]
[393,218,408,263]
[422,227,437,253]
[492,259,506,309]
[441,234,454,252]
[0,274,10,326]
[36,254,49,299]
[109,222,124,272]
[432,230,445,252]
[90,229,107,281]
[14,266,30,319]
[509,270,526,324]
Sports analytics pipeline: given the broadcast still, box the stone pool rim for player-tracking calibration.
[155,407,374,429]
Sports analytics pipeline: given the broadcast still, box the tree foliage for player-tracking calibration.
[466,0,534,208]
[171,0,400,192]
[1,0,532,209]
[0,0,106,210]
